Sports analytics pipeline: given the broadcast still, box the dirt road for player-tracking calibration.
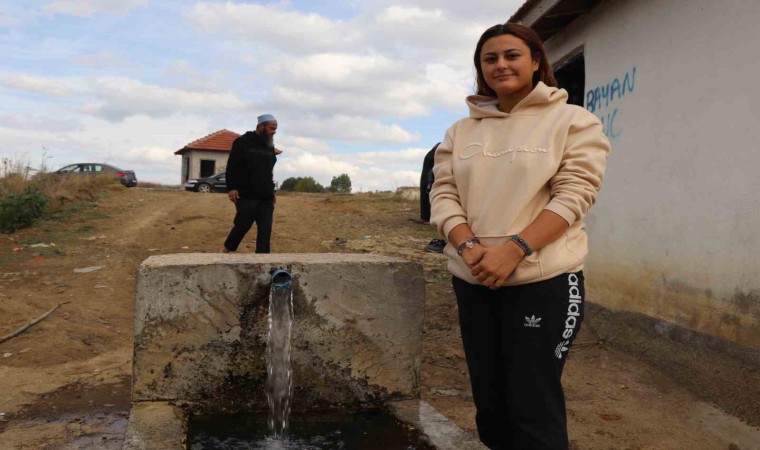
[0,188,757,449]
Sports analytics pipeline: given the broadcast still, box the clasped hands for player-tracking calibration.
[461,241,525,290]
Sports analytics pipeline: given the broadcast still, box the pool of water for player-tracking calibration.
[188,409,434,450]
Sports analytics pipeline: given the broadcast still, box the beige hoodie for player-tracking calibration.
[430,82,611,286]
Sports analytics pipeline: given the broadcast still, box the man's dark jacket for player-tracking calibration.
[419,143,439,222]
[225,131,277,200]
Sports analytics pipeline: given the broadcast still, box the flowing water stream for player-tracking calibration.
[266,270,295,439]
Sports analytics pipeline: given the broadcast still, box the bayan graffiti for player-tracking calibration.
[585,67,636,138]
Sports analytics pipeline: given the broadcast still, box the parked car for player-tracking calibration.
[184,172,227,193]
[54,163,138,187]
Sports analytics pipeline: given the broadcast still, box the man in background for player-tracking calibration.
[222,114,281,253]
[420,143,445,253]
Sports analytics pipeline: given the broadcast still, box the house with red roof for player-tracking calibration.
[174,129,240,184]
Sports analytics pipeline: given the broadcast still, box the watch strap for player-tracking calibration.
[456,237,480,256]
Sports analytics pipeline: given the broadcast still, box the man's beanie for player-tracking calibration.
[257,114,276,124]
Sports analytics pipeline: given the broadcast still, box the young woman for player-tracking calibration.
[430,23,610,450]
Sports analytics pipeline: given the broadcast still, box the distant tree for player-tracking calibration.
[280,177,300,191]
[329,173,352,193]
[294,177,325,193]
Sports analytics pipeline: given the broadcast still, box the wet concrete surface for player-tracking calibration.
[2,376,131,449]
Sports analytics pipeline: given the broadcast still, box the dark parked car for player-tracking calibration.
[54,163,138,187]
[184,172,227,193]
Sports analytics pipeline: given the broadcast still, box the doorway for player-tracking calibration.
[200,160,215,178]
[554,50,585,107]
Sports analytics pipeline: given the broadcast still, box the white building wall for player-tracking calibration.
[184,150,229,182]
[540,0,760,347]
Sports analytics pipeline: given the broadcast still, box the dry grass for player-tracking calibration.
[136,181,181,190]
[1,173,123,211]
[0,160,124,232]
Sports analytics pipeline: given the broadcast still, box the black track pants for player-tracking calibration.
[223,198,274,253]
[452,272,585,450]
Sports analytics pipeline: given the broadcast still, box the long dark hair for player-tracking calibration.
[474,23,557,96]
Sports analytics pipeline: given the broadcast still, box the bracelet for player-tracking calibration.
[509,234,533,256]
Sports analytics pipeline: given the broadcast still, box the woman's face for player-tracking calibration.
[480,34,539,98]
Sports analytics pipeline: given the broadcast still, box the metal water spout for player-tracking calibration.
[271,268,292,290]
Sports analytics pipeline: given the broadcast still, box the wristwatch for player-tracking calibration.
[456,237,480,256]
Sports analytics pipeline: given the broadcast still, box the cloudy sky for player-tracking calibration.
[0,0,522,191]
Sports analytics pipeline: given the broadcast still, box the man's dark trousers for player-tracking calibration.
[223,197,274,253]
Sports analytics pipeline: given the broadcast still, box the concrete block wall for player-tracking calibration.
[132,253,425,414]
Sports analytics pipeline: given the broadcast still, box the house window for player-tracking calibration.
[200,160,215,178]
[554,50,585,107]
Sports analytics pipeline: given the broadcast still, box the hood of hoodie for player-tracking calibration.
[466,81,569,119]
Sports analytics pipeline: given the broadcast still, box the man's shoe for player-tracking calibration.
[425,239,446,253]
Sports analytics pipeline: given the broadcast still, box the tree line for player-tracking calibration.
[279,173,351,193]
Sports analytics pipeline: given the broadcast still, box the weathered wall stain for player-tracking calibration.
[587,264,759,349]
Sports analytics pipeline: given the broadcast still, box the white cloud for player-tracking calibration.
[186,3,488,120]
[0,1,530,190]
[268,53,404,92]
[277,136,333,155]
[43,0,148,17]
[124,146,177,165]
[81,77,248,121]
[0,72,72,97]
[0,14,18,26]
[378,5,444,22]
[73,50,122,69]
[0,113,84,132]
[264,52,466,118]
[360,0,521,21]
[371,6,494,71]
[276,150,421,192]
[185,2,363,52]
[277,152,360,181]
[289,115,418,144]
[355,147,429,166]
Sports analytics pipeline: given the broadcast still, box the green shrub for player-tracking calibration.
[280,176,326,192]
[294,177,325,193]
[0,187,48,233]
[329,173,352,193]
[280,176,299,191]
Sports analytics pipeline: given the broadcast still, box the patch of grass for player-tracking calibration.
[85,210,111,221]
[0,187,48,233]
[1,166,120,233]
[28,245,65,258]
